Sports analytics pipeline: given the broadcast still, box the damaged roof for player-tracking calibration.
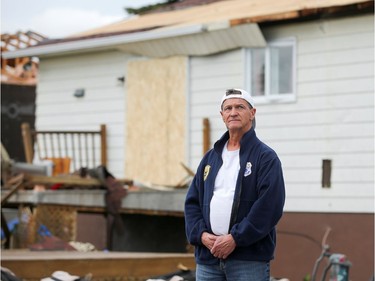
[3,0,373,59]
[1,31,46,85]
[71,0,372,37]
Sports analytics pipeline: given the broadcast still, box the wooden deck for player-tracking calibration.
[3,189,187,215]
[1,250,195,281]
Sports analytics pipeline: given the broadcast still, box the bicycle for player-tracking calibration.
[311,227,351,281]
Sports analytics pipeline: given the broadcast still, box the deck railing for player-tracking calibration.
[21,123,107,174]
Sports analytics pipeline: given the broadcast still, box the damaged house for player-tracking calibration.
[1,0,374,280]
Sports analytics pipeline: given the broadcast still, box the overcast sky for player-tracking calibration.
[1,0,161,39]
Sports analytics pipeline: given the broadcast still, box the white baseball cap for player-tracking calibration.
[220,88,256,129]
[220,88,255,110]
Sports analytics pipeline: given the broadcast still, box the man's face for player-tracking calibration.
[220,98,256,132]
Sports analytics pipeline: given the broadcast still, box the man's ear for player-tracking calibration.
[251,108,257,119]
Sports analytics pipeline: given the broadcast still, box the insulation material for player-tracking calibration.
[125,56,186,186]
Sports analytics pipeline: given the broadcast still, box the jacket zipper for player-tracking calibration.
[228,170,243,232]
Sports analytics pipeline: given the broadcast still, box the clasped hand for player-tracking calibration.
[201,232,236,259]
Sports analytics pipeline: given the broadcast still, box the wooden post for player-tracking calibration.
[21,122,34,163]
[100,124,107,166]
[203,118,210,155]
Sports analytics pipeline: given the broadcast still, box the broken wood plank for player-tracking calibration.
[2,250,195,280]
[24,174,102,187]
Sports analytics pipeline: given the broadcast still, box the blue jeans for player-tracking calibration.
[196,259,270,281]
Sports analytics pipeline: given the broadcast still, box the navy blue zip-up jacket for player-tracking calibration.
[184,128,285,264]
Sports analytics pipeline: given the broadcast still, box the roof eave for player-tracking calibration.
[1,24,205,59]
[2,22,266,59]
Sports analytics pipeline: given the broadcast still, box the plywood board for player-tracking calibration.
[126,57,186,186]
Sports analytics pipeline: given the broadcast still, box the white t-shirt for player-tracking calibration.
[210,143,240,235]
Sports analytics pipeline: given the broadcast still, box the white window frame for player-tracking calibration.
[244,37,297,105]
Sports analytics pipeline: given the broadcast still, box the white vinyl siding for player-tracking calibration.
[188,14,374,213]
[259,14,374,213]
[36,50,136,177]
[188,49,245,169]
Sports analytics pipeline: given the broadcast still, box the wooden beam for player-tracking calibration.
[230,11,299,26]
[120,208,184,217]
[21,174,132,188]
[100,124,107,166]
[21,122,34,163]
[2,250,195,280]
[202,118,210,155]
[1,174,25,204]
[180,162,195,177]
[23,174,102,187]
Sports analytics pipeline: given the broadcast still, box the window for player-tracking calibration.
[246,38,296,103]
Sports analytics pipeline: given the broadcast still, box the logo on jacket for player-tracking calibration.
[244,162,252,177]
[203,165,211,181]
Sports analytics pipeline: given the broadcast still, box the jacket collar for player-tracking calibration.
[213,127,257,155]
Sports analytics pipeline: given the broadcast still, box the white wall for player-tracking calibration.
[188,49,245,168]
[36,50,135,177]
[188,14,374,213]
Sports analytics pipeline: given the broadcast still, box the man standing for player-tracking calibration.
[185,88,285,281]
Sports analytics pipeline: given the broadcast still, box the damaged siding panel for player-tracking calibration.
[36,50,134,177]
